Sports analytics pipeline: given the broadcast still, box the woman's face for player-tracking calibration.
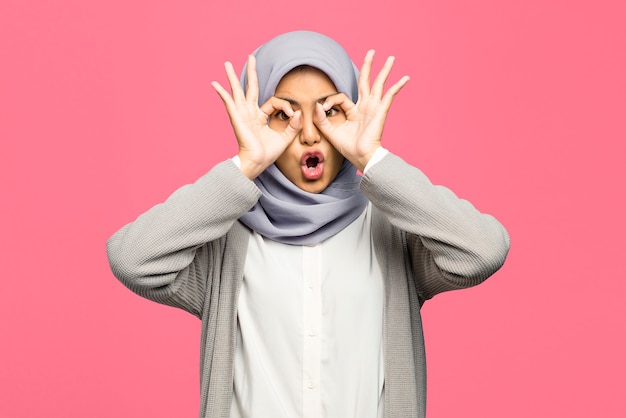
[269,67,346,194]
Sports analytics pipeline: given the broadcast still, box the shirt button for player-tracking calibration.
[308,382,315,389]
[308,329,316,337]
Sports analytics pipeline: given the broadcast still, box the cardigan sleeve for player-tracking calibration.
[360,152,510,301]
[106,160,261,317]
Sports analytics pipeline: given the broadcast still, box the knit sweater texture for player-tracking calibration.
[106,153,510,418]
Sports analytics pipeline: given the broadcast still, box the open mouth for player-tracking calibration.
[306,156,319,169]
[301,152,325,180]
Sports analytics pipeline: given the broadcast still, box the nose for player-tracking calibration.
[299,113,321,145]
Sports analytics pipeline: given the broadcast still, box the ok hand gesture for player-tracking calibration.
[211,55,302,179]
[314,50,410,172]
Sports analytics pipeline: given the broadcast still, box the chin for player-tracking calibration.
[296,184,328,193]
[298,181,329,194]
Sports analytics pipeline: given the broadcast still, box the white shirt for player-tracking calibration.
[232,203,386,418]
[230,149,388,418]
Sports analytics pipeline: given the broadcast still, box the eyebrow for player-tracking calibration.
[275,94,336,106]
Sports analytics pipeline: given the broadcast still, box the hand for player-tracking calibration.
[313,50,410,172]
[211,55,303,179]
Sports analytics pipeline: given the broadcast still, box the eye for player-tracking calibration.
[325,107,340,117]
[273,110,291,121]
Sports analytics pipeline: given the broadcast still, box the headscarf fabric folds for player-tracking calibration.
[238,31,368,245]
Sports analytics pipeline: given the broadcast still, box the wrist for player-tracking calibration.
[351,146,380,173]
[237,153,266,180]
[362,147,388,173]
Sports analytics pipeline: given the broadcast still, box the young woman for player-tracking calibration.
[107,30,510,418]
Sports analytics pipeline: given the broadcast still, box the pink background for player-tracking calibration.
[2,0,624,416]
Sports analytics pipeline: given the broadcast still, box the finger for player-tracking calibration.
[322,93,356,118]
[313,102,336,139]
[211,81,235,109]
[381,75,410,109]
[259,97,295,119]
[224,61,245,102]
[282,110,302,142]
[371,56,395,98]
[358,49,375,99]
[245,55,259,104]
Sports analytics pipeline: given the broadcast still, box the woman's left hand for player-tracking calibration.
[314,50,409,172]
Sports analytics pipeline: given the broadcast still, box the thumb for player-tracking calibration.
[313,103,335,138]
[282,110,302,144]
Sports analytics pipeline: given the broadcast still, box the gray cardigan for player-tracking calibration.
[107,153,510,417]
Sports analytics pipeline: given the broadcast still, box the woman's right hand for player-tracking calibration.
[211,55,302,179]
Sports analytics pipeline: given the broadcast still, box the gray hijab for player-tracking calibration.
[238,31,368,245]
